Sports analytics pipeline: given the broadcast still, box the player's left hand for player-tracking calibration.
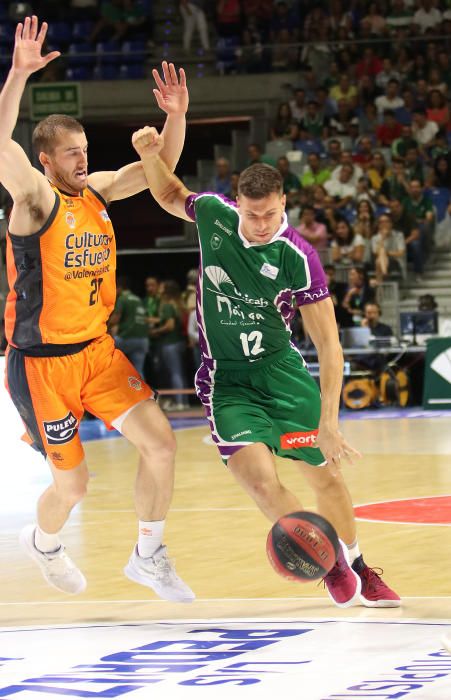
[152,61,188,115]
[132,126,164,158]
[315,426,361,473]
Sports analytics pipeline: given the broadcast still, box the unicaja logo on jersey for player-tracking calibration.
[43,411,78,445]
[280,430,318,449]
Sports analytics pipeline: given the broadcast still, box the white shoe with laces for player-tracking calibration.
[19,524,87,595]
[124,544,195,603]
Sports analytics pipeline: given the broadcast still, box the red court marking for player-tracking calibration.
[354,496,451,525]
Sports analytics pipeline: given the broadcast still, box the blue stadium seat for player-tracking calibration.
[121,40,146,65]
[46,21,72,46]
[67,43,95,67]
[120,64,146,80]
[71,21,94,43]
[0,21,14,47]
[65,66,92,81]
[216,36,240,75]
[93,64,121,80]
[426,186,451,222]
[96,41,121,65]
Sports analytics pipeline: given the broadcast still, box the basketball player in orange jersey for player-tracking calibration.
[0,16,194,602]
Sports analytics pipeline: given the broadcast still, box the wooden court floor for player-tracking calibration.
[0,414,450,627]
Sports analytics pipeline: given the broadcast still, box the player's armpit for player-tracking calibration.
[0,140,50,204]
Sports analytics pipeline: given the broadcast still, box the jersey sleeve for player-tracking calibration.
[293,246,330,307]
[185,192,237,220]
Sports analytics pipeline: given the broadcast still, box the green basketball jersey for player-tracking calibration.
[185,193,329,367]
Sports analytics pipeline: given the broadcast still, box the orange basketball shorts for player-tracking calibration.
[4,334,154,470]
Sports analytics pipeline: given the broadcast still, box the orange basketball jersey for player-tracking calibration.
[5,184,116,349]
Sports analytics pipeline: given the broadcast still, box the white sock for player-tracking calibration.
[347,539,361,564]
[34,525,60,554]
[137,520,165,558]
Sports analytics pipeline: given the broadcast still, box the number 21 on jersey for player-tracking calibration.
[240,331,265,357]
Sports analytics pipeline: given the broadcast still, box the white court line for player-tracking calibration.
[0,596,450,606]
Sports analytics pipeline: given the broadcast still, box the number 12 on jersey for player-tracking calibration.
[240,331,265,357]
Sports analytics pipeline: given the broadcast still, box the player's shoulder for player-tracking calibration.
[278,224,316,257]
[192,191,238,217]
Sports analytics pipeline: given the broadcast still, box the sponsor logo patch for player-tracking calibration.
[100,209,111,221]
[214,218,233,236]
[128,376,142,391]
[43,411,78,445]
[211,233,223,250]
[260,262,279,280]
[65,212,76,229]
[280,429,318,449]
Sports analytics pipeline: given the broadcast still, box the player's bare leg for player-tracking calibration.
[20,458,89,595]
[228,442,301,521]
[120,399,194,602]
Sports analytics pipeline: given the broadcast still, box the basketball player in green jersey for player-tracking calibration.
[131,126,401,608]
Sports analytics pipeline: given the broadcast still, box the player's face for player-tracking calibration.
[237,192,286,244]
[46,129,89,194]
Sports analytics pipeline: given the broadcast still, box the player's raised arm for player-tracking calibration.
[132,126,194,221]
[0,16,59,204]
[153,61,188,172]
[89,62,188,203]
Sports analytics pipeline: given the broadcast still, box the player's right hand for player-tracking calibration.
[13,16,60,75]
[132,126,164,158]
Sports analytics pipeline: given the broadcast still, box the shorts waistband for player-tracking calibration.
[9,339,93,357]
[204,345,291,371]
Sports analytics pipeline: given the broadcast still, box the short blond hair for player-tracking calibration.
[32,114,85,155]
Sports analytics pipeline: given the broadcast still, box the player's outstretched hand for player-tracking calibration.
[315,426,362,474]
[132,126,164,159]
[13,16,60,76]
[152,61,188,115]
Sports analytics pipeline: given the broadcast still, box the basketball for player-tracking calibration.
[266,511,340,582]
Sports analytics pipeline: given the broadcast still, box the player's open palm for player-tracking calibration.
[152,61,188,115]
[13,16,60,75]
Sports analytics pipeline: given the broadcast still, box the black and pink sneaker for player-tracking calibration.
[352,555,401,608]
[323,541,362,608]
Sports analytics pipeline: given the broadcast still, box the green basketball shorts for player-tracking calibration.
[195,346,326,466]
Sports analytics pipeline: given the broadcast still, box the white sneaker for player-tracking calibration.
[19,524,87,595]
[124,544,195,603]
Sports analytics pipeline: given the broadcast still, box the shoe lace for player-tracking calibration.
[45,548,75,576]
[360,565,385,592]
[319,561,342,588]
[152,554,177,582]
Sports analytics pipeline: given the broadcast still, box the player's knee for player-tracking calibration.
[310,469,345,493]
[57,480,88,507]
[138,428,177,462]
[247,477,281,506]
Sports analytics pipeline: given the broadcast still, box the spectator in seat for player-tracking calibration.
[371,213,406,283]
[375,58,402,91]
[332,152,363,186]
[412,109,439,149]
[325,164,357,209]
[269,102,298,141]
[247,143,276,167]
[389,198,424,281]
[301,153,331,188]
[89,0,125,43]
[330,74,358,110]
[341,266,376,326]
[216,0,241,38]
[276,156,301,207]
[404,146,425,184]
[376,110,403,148]
[331,219,366,266]
[378,158,410,207]
[324,264,349,327]
[209,157,232,197]
[361,302,393,336]
[375,79,405,116]
[426,90,450,130]
[179,0,210,54]
[404,178,435,259]
[289,88,307,122]
[367,150,390,191]
[296,205,328,250]
[298,100,327,139]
